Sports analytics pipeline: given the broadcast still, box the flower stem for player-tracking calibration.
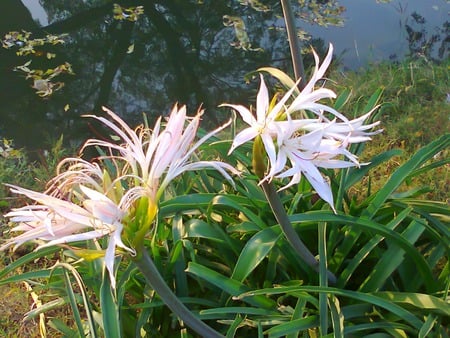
[261,181,337,284]
[133,247,224,338]
[280,0,306,89]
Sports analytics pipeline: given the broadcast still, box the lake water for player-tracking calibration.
[0,0,448,151]
[305,0,448,68]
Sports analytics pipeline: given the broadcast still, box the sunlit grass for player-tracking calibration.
[330,57,449,202]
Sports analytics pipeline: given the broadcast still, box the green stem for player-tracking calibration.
[280,0,306,89]
[261,181,337,284]
[133,247,224,338]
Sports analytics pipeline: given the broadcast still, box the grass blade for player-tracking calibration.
[265,316,319,337]
[328,295,344,338]
[363,134,449,218]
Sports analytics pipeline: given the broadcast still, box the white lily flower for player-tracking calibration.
[302,109,383,143]
[2,104,238,288]
[265,122,336,210]
[224,43,381,210]
[267,112,375,211]
[220,74,298,167]
[286,44,349,123]
[84,105,238,202]
[1,184,133,289]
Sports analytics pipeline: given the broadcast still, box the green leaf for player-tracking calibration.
[238,285,424,330]
[339,207,412,287]
[159,193,216,216]
[265,316,319,337]
[100,268,121,338]
[328,295,344,338]
[333,88,352,110]
[373,292,450,317]
[359,219,425,292]
[419,315,437,338]
[0,268,58,285]
[200,307,279,319]
[23,297,67,321]
[171,214,189,297]
[343,149,402,190]
[289,211,436,291]
[231,227,282,282]
[226,314,245,338]
[0,246,60,279]
[184,219,226,242]
[52,262,98,338]
[363,87,383,112]
[49,318,78,337]
[186,262,276,309]
[343,322,411,336]
[257,67,299,94]
[61,266,86,336]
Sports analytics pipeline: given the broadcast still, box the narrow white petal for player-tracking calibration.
[228,128,259,153]
[220,104,256,126]
[256,74,269,123]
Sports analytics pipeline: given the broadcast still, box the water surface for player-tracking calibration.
[1,0,448,151]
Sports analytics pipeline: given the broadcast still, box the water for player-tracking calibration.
[0,0,448,151]
[305,0,449,68]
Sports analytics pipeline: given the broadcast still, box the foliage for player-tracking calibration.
[1,30,67,56]
[0,136,70,209]
[1,30,73,97]
[0,84,448,336]
[329,57,449,202]
[15,61,74,97]
[0,3,448,336]
[113,4,144,22]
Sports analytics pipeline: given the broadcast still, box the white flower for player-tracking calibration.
[220,74,298,168]
[286,44,349,122]
[83,105,238,202]
[1,104,238,288]
[0,185,133,289]
[266,118,360,211]
[224,43,381,210]
[302,109,383,143]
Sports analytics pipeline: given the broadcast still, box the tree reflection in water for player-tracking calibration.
[0,0,447,151]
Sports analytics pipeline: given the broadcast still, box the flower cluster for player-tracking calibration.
[222,44,381,211]
[1,105,237,288]
[1,43,380,291]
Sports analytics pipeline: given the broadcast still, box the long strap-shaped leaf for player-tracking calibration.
[100,266,122,338]
[289,211,437,292]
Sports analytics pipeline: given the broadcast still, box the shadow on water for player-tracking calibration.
[0,0,448,151]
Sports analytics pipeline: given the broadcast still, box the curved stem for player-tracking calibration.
[261,181,337,284]
[133,247,224,338]
[280,0,306,89]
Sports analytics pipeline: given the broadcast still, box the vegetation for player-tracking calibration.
[0,56,448,337]
[330,56,449,202]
